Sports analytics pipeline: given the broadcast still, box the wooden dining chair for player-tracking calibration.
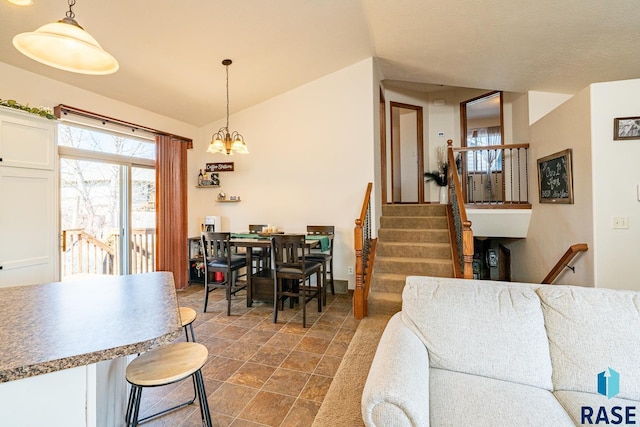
[306,225,335,303]
[201,232,248,315]
[248,224,269,273]
[270,234,323,328]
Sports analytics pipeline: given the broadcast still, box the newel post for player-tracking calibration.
[353,218,365,320]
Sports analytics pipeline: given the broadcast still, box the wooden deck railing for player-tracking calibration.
[62,228,156,277]
[452,143,530,207]
[353,182,376,319]
[541,243,588,284]
[447,140,474,278]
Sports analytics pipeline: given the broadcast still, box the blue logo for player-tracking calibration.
[597,367,620,399]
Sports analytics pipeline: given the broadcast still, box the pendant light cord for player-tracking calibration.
[225,63,230,131]
[66,0,76,19]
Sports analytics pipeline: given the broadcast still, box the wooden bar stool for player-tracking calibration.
[179,306,197,342]
[125,342,212,427]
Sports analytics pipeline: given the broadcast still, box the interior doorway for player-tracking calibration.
[388,102,424,203]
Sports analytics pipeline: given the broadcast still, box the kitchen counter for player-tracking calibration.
[0,271,181,383]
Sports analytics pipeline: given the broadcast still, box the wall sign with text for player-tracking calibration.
[206,162,234,172]
[537,149,574,204]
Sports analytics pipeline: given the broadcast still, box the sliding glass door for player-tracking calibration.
[58,124,156,280]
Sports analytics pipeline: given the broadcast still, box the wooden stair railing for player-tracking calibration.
[541,243,589,284]
[354,182,376,319]
[452,143,531,207]
[447,140,474,278]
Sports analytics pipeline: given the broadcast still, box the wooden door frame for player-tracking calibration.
[460,91,505,203]
[380,88,388,204]
[386,101,425,204]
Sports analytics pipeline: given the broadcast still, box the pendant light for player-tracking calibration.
[12,0,119,75]
[207,59,249,155]
[6,0,34,6]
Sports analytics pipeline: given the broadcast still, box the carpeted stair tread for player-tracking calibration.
[368,292,403,315]
[377,228,450,243]
[380,216,448,229]
[370,273,408,292]
[374,257,454,277]
[376,241,452,259]
[382,204,447,217]
[375,255,452,264]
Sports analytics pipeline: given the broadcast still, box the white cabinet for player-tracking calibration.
[0,107,57,287]
[0,108,54,170]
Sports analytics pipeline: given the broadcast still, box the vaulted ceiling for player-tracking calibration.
[1,0,638,126]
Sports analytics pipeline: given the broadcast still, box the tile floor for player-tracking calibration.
[136,284,358,427]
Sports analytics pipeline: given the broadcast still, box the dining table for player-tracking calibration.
[229,233,332,306]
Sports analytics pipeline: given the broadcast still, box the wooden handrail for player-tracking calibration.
[447,140,474,278]
[452,143,530,152]
[354,182,374,319]
[541,243,588,284]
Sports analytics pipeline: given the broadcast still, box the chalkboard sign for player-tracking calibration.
[537,149,574,204]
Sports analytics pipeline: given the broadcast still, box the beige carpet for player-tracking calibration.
[312,301,397,426]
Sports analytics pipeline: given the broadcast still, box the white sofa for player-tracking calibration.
[362,276,640,426]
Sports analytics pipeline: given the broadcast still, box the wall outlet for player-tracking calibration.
[613,216,629,229]
[347,266,354,275]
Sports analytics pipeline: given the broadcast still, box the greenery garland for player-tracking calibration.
[0,99,56,120]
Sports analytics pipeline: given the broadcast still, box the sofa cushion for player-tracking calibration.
[402,276,552,389]
[537,286,640,400]
[430,368,574,427]
[554,390,640,426]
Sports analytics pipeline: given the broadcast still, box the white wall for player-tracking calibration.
[189,58,379,289]
[0,62,196,139]
[508,87,595,286]
[591,79,640,290]
[528,90,573,125]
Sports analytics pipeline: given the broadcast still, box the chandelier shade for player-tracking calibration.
[12,1,119,75]
[207,59,248,156]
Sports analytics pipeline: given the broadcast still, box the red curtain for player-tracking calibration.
[156,135,190,289]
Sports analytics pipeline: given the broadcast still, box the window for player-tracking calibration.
[466,126,502,173]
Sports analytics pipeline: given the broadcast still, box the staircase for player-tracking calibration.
[369,204,455,314]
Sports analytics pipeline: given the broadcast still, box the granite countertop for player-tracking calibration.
[0,272,182,383]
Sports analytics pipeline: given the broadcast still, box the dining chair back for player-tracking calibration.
[200,232,248,315]
[270,234,323,328]
[248,224,269,273]
[306,225,335,299]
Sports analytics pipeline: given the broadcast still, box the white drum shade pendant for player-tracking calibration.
[12,0,118,75]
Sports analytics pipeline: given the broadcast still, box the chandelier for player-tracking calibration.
[12,0,119,75]
[207,59,249,155]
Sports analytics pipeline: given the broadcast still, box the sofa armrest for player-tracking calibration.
[362,312,430,427]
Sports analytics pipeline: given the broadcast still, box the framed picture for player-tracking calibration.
[614,117,640,140]
[537,149,574,204]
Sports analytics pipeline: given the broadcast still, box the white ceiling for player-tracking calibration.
[1,0,639,127]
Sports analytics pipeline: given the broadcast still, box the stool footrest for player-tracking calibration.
[137,390,196,424]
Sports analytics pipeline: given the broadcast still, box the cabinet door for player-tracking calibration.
[0,167,57,287]
[0,109,55,170]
